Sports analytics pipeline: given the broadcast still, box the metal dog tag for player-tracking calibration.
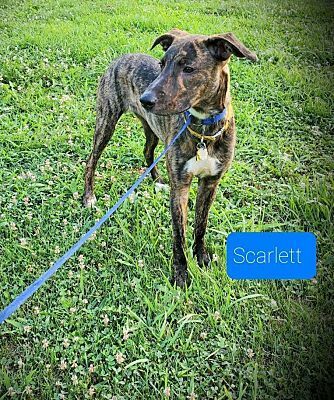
[196,141,208,161]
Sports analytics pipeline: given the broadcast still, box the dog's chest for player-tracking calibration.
[184,154,221,177]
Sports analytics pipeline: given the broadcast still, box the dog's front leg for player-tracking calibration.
[166,152,193,287]
[170,182,191,287]
[193,176,221,266]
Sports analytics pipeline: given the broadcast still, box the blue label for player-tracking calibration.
[226,232,316,279]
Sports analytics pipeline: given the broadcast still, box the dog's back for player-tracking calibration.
[98,54,159,113]
[96,53,176,142]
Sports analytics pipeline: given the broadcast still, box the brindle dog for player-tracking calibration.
[83,29,257,287]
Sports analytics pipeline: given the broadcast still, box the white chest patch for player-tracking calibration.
[184,156,221,177]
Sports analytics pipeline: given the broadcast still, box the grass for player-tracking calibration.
[0,0,333,398]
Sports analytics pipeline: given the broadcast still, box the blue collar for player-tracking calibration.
[184,108,227,125]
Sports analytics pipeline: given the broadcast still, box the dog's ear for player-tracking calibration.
[204,32,257,62]
[151,28,189,51]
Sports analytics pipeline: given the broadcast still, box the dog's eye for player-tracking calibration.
[183,66,194,73]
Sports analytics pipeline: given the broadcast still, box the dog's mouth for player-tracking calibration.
[146,106,191,117]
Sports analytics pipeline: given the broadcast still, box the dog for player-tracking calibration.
[83,29,257,287]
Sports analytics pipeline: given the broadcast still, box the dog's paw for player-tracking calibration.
[195,247,211,267]
[83,193,97,208]
[171,269,190,288]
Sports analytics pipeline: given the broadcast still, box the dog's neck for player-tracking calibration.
[185,109,228,140]
[188,107,212,120]
[188,106,227,121]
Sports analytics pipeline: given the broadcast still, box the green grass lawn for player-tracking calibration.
[0,0,333,398]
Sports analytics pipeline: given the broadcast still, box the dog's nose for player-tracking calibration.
[140,92,156,110]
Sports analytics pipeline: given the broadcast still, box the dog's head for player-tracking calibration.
[140,29,257,115]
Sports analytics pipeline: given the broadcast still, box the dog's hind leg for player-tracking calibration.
[138,117,164,184]
[83,94,122,208]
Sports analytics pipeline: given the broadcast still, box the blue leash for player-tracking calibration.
[0,115,191,324]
